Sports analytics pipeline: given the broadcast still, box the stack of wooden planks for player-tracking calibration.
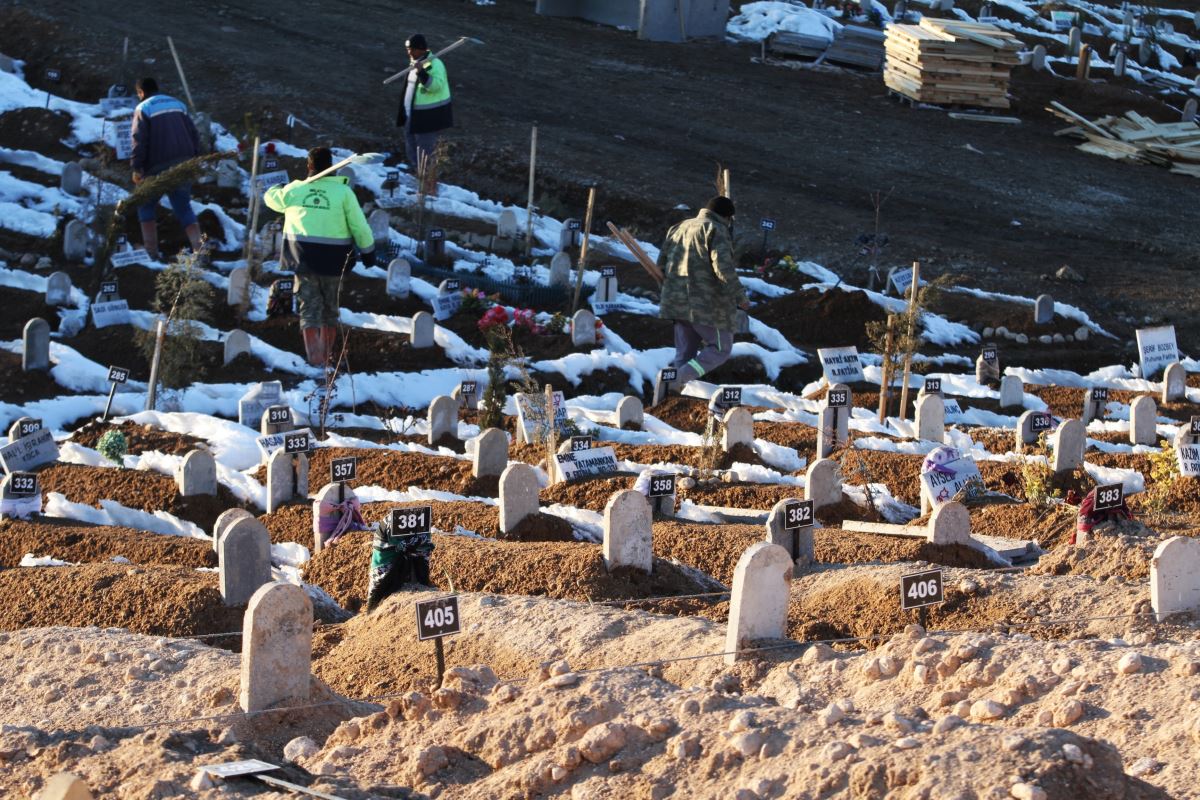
[1047,101,1200,178]
[884,18,1021,108]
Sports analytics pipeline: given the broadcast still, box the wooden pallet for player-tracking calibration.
[884,19,1016,110]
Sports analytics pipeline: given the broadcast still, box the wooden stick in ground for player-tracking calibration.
[571,186,597,311]
[1076,44,1091,80]
[605,222,663,284]
[524,125,538,261]
[166,36,197,113]
[723,168,732,200]
[878,314,896,424]
[242,136,262,265]
[897,261,921,421]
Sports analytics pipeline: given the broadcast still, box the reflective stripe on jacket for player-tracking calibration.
[130,94,200,175]
[656,209,747,332]
[396,56,453,134]
[263,176,375,276]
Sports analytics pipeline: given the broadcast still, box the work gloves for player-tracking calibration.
[359,250,376,268]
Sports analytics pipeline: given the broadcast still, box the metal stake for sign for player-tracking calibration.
[102,380,119,422]
[434,638,446,686]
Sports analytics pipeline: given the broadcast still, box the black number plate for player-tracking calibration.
[649,474,676,498]
[331,457,357,483]
[783,499,814,530]
[900,569,944,610]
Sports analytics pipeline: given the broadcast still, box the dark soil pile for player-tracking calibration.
[540,475,638,512]
[0,518,216,569]
[649,395,717,434]
[69,420,205,457]
[678,480,806,511]
[834,448,924,506]
[0,108,77,160]
[36,463,245,532]
[0,350,63,402]
[970,503,1077,550]
[754,288,886,351]
[929,291,1081,338]
[0,287,64,340]
[303,530,712,614]
[1032,519,1189,582]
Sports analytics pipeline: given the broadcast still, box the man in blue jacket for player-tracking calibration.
[130,77,203,260]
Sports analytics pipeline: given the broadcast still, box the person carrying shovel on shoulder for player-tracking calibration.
[263,146,375,368]
[395,33,453,195]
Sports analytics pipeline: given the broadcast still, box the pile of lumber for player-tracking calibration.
[825,26,886,70]
[1047,102,1200,178]
[884,18,1021,108]
[768,30,830,60]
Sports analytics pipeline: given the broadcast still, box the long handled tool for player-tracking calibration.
[300,152,386,186]
[606,222,663,285]
[382,36,485,85]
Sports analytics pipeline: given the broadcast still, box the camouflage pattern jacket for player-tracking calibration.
[656,209,746,331]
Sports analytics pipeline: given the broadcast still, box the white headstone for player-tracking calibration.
[815,406,836,459]
[411,311,435,349]
[427,395,458,446]
[1082,387,1107,424]
[594,273,618,304]
[227,266,250,307]
[825,384,851,446]
[766,498,813,567]
[1162,362,1186,403]
[219,517,272,606]
[1176,422,1200,448]
[452,378,485,411]
[914,393,945,443]
[602,489,653,574]
[919,446,982,512]
[721,407,754,452]
[497,210,519,239]
[239,381,283,429]
[999,375,1023,409]
[472,427,508,478]
[260,406,295,437]
[1113,49,1126,78]
[499,462,540,535]
[572,309,597,348]
[1152,536,1200,622]
[1130,396,1158,446]
[1068,25,1081,56]
[386,258,411,298]
[1034,294,1054,324]
[45,271,72,305]
[805,458,841,510]
[176,449,218,497]
[548,252,571,288]
[216,159,240,189]
[266,450,308,513]
[239,581,312,712]
[558,219,580,251]
[0,471,42,520]
[1184,98,1199,124]
[368,209,391,242]
[35,773,93,800]
[723,542,792,665]
[1015,409,1050,449]
[8,417,42,444]
[213,508,255,552]
[1051,419,1085,474]
[615,396,643,430]
[223,329,252,365]
[62,220,88,261]
[927,500,971,545]
[22,318,50,372]
[1031,44,1047,71]
[60,162,83,196]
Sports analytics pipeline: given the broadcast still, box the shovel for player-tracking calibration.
[300,152,386,185]
[382,36,485,85]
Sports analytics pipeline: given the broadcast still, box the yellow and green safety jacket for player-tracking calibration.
[396,55,453,134]
[263,176,375,276]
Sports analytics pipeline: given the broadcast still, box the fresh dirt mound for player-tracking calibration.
[1033,519,1195,583]
[648,395,715,434]
[971,503,1077,550]
[540,474,638,512]
[303,531,714,614]
[834,448,924,506]
[304,637,1167,800]
[1129,477,1200,517]
[0,349,64,403]
[499,512,575,542]
[0,564,244,640]
[69,419,206,456]
[652,521,993,588]
[0,288,64,341]
[677,481,805,511]
[0,518,216,569]
[301,447,500,499]
[36,462,245,532]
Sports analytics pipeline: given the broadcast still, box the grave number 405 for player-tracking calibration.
[424,605,455,629]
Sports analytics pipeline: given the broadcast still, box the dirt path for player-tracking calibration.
[2,1,1196,349]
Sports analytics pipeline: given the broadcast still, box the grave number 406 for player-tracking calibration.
[908,579,938,600]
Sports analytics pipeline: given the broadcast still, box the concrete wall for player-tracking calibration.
[536,0,730,43]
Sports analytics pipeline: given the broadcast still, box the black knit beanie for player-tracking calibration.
[706,196,736,219]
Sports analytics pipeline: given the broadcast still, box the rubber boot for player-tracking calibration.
[302,327,324,367]
[321,326,339,369]
[140,221,160,261]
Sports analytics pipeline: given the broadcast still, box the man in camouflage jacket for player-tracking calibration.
[656,197,749,397]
